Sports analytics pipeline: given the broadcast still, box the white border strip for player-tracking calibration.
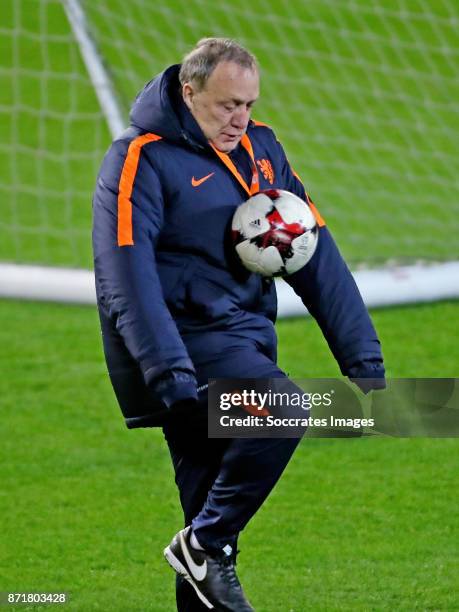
[62,0,125,138]
[1,262,458,313]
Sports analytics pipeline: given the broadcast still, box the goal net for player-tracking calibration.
[1,0,458,302]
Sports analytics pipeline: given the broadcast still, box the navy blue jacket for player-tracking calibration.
[93,64,384,427]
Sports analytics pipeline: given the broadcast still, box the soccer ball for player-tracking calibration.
[231,189,319,277]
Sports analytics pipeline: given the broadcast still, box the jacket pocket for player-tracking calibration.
[158,257,194,311]
[185,273,240,323]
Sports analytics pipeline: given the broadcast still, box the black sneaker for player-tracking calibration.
[164,526,254,611]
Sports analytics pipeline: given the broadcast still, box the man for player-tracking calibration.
[93,38,384,611]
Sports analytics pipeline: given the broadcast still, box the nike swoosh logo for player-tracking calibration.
[180,530,207,582]
[191,172,215,187]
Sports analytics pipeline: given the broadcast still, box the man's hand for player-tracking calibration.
[350,377,386,394]
[150,369,198,409]
[348,359,386,394]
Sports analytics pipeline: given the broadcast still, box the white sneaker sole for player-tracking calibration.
[164,544,214,609]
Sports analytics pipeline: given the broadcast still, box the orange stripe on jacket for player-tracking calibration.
[117,133,162,246]
[287,159,302,184]
[287,163,326,227]
[305,193,326,227]
[252,119,271,128]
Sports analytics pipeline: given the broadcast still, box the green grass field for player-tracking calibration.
[1,1,459,610]
[1,298,458,611]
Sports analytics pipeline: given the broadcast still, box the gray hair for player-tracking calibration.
[179,38,258,91]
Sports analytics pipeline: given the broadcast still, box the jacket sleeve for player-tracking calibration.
[274,138,385,386]
[92,139,197,409]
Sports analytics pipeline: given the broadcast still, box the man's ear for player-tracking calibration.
[182,83,194,110]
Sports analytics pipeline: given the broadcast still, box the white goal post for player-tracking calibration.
[62,0,124,138]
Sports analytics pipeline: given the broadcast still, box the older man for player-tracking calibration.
[93,38,384,611]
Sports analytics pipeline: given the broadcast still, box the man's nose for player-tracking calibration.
[231,106,250,129]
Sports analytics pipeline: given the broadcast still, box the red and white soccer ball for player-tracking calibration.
[231,189,319,277]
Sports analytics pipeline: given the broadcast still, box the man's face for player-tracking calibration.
[182,61,259,153]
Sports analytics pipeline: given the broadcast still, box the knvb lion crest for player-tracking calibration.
[256,159,274,185]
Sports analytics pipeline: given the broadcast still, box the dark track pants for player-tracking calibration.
[162,347,303,611]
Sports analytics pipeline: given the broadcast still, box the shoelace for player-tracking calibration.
[216,554,242,589]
